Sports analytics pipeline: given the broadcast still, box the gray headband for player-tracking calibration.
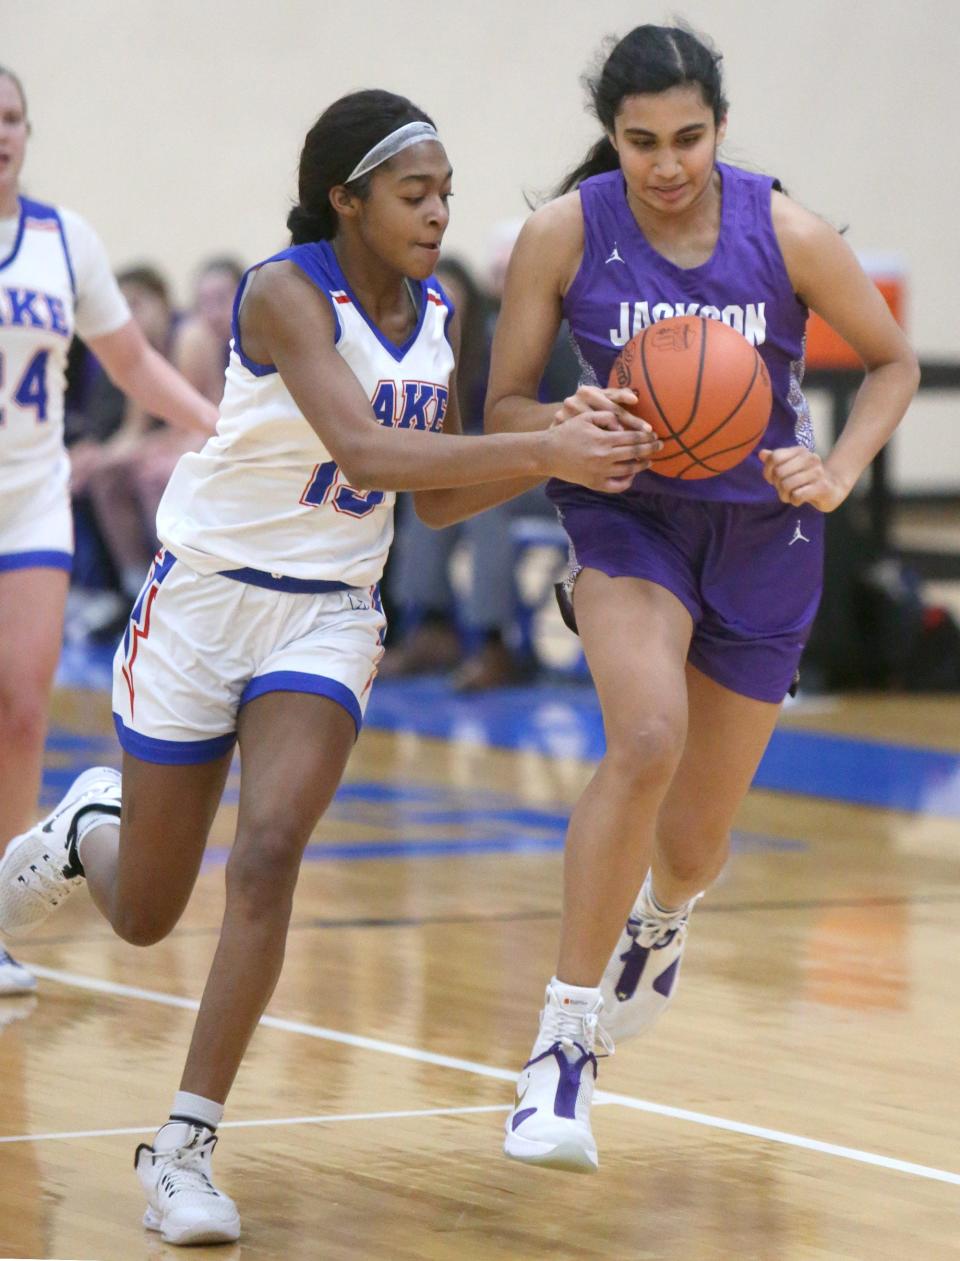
[346,121,441,183]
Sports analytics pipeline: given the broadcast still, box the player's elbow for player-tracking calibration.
[484,399,508,433]
[413,490,455,529]
[334,435,379,490]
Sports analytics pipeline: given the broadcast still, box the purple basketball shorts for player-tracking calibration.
[549,485,824,704]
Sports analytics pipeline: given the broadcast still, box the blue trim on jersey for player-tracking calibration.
[52,209,77,299]
[219,566,352,594]
[265,243,345,347]
[229,236,448,378]
[318,240,428,363]
[113,713,237,765]
[230,265,279,377]
[0,549,72,573]
[239,670,363,735]
[4,197,75,295]
[0,197,29,271]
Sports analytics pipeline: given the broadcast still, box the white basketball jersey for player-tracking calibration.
[158,240,454,587]
[0,198,76,500]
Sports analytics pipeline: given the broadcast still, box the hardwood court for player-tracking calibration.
[1,682,959,1260]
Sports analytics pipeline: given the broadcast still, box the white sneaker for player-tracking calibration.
[504,980,612,1173]
[0,947,36,994]
[136,1122,241,1246]
[0,767,121,938]
[599,875,700,1042]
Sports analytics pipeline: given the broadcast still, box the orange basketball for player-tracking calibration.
[608,315,772,479]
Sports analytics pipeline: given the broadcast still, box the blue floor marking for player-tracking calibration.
[752,728,960,816]
[365,679,960,818]
[199,825,805,867]
[51,643,960,818]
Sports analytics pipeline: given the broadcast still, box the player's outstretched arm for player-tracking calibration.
[242,262,651,499]
[760,195,920,512]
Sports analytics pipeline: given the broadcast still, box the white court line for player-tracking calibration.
[0,1104,510,1146]
[21,964,960,1187]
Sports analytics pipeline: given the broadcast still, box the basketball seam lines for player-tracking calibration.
[647,326,766,477]
[639,329,676,441]
[666,353,763,475]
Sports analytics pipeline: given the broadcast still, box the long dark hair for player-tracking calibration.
[555,24,727,196]
[287,89,436,243]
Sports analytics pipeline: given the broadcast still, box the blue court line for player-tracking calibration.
[365,679,960,818]
[51,641,960,818]
[198,829,805,866]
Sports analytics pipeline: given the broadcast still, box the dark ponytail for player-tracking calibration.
[287,89,435,243]
[555,24,728,196]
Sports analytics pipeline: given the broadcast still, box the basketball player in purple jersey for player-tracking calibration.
[489,25,919,1171]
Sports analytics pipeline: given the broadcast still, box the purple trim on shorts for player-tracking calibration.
[686,645,805,704]
[240,671,362,736]
[0,549,72,573]
[113,713,236,765]
[552,488,823,704]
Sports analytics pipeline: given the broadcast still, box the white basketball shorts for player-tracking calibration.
[112,549,386,764]
[0,457,73,572]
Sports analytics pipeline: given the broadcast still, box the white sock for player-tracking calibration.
[548,975,602,1014]
[168,1090,224,1132]
[643,873,694,917]
[74,812,121,867]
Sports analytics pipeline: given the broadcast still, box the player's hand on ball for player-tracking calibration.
[554,385,655,435]
[543,413,654,492]
[758,446,849,512]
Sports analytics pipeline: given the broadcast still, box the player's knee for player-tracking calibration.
[225,827,305,906]
[0,687,48,752]
[658,831,729,887]
[605,716,685,790]
[112,903,177,947]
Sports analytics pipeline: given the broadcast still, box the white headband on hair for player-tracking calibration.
[346,121,441,183]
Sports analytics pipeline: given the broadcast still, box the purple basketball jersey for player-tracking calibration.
[556,163,811,503]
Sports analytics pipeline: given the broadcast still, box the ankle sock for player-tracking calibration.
[549,976,602,1013]
[168,1090,224,1133]
[643,874,687,918]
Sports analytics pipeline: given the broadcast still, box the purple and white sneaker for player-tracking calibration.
[599,875,701,1042]
[504,979,612,1173]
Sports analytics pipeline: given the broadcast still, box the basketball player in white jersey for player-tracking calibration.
[0,90,656,1242]
[0,68,217,995]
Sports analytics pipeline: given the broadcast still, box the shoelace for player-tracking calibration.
[542,1004,615,1058]
[16,853,82,908]
[156,1138,222,1199]
[629,891,702,949]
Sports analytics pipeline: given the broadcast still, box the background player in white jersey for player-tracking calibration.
[0,68,216,995]
[0,89,657,1243]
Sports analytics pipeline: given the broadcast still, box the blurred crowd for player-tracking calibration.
[64,225,581,689]
[65,255,243,641]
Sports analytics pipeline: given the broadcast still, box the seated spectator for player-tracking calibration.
[69,258,240,637]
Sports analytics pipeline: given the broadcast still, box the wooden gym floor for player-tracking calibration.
[1,666,959,1260]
